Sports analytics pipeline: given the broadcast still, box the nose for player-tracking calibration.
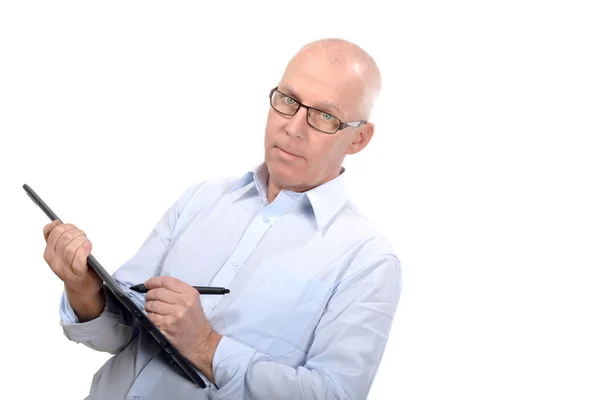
[285,106,310,139]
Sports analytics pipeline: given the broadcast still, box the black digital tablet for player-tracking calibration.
[23,183,207,389]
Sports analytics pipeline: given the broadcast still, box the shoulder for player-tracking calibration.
[184,175,242,197]
[333,199,402,285]
[333,199,398,256]
[175,176,241,210]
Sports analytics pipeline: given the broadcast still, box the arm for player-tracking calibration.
[64,284,105,322]
[203,254,402,400]
[60,284,136,354]
[59,182,206,354]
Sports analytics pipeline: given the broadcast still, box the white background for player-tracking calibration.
[1,1,599,399]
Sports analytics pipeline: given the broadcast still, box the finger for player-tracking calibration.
[45,223,76,263]
[145,276,186,293]
[147,312,164,330]
[145,287,179,304]
[63,235,90,273]
[145,300,176,316]
[55,228,87,255]
[71,239,92,276]
[47,223,78,253]
[43,220,62,241]
[147,312,172,334]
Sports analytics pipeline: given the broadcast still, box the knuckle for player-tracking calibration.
[55,224,71,237]
[43,223,52,236]
[150,288,160,299]
[145,276,157,287]
[155,288,166,300]
[64,229,80,242]
[63,244,76,263]
[56,232,70,248]
[57,224,77,241]
[58,231,71,246]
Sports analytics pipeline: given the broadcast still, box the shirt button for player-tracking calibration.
[231,259,239,266]
[202,306,207,313]
[263,216,270,223]
[132,397,141,400]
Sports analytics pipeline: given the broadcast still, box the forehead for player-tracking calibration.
[278,82,343,114]
[278,53,364,117]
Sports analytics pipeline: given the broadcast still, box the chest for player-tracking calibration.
[157,192,366,359]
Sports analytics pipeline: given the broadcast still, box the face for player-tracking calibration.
[264,50,374,193]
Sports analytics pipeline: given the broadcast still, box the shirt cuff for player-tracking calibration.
[59,290,80,324]
[211,335,257,396]
[59,289,121,342]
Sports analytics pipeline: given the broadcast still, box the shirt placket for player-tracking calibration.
[200,193,297,315]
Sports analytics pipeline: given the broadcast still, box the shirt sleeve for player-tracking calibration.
[59,181,207,354]
[209,254,402,400]
[60,285,139,354]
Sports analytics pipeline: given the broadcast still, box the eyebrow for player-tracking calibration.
[279,83,344,114]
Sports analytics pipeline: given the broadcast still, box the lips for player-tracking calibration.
[276,146,302,158]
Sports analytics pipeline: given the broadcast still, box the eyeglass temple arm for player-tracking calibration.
[340,120,368,129]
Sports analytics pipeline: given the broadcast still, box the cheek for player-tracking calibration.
[313,137,345,162]
[266,108,284,131]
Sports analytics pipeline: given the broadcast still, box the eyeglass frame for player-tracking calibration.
[268,87,368,134]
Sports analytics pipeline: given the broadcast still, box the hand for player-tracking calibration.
[43,220,102,296]
[144,276,221,381]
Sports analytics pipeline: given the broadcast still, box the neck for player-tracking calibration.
[265,168,344,204]
[266,179,283,204]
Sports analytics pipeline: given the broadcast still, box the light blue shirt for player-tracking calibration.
[60,162,402,400]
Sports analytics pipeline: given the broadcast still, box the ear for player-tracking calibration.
[345,122,375,155]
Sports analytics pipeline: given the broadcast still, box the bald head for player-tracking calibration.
[289,38,382,120]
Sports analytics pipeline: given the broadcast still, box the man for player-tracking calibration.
[42,38,402,399]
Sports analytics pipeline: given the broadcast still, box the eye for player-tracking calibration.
[285,96,297,105]
[320,112,333,121]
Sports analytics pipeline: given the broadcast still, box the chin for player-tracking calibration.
[266,157,306,188]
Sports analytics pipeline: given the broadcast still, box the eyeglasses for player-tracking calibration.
[269,87,367,134]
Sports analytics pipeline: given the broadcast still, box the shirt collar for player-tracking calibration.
[229,162,348,231]
[227,162,267,200]
[304,168,348,231]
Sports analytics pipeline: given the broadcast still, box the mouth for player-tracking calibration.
[275,146,303,159]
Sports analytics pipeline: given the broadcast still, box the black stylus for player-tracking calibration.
[129,284,230,295]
